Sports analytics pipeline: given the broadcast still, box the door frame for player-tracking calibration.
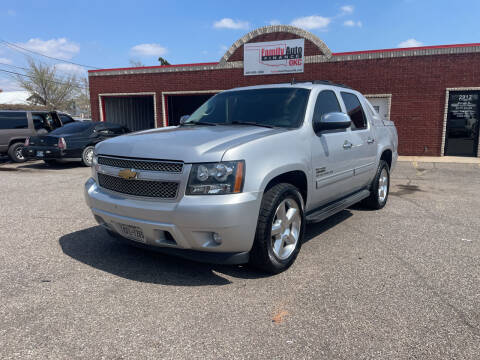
[161,90,223,126]
[442,87,480,157]
[98,92,157,127]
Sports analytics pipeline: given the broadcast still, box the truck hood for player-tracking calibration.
[95,125,285,163]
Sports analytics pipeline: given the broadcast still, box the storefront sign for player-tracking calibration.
[244,38,305,76]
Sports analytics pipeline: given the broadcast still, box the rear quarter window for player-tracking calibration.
[0,112,29,129]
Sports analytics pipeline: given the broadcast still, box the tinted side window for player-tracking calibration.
[341,92,367,130]
[0,112,28,129]
[32,114,51,131]
[60,114,74,124]
[313,90,341,123]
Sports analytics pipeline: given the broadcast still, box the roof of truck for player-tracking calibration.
[225,81,356,93]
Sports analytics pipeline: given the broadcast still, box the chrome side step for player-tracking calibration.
[306,189,370,223]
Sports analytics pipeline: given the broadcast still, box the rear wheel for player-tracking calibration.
[249,183,305,274]
[8,142,26,163]
[82,146,95,166]
[362,160,390,209]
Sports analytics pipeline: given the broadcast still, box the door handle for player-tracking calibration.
[343,141,353,149]
[367,137,375,144]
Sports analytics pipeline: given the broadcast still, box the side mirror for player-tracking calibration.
[179,115,190,124]
[313,112,351,133]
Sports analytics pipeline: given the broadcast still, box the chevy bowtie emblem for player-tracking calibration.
[118,168,138,180]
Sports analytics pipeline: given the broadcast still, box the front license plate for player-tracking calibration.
[117,223,145,243]
[36,151,44,157]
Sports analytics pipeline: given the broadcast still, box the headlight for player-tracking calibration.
[187,161,245,195]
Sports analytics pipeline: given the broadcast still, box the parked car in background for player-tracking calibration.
[23,121,129,166]
[85,81,398,273]
[0,110,73,162]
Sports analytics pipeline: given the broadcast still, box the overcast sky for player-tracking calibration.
[1,0,479,91]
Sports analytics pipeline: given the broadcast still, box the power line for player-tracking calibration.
[0,62,29,72]
[0,68,88,90]
[0,39,100,69]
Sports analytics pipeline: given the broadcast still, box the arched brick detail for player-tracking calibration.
[219,25,332,64]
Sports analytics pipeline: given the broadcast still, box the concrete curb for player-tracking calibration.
[398,156,480,164]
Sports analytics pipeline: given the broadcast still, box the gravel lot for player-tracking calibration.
[1,160,479,359]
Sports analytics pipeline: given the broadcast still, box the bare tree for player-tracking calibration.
[16,58,79,111]
[74,77,91,118]
[129,59,145,67]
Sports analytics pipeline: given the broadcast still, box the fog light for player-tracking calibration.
[212,232,222,245]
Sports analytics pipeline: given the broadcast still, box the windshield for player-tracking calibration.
[50,121,93,135]
[186,88,310,128]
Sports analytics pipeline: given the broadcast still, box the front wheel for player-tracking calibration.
[362,160,390,209]
[249,183,305,274]
[81,146,95,167]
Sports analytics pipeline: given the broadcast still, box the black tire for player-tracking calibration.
[249,183,305,274]
[362,160,390,210]
[43,160,57,165]
[81,146,95,167]
[8,142,26,163]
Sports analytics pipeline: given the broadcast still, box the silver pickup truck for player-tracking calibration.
[84,81,398,273]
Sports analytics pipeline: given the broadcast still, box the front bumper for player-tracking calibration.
[84,177,262,263]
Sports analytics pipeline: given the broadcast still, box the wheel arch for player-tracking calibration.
[261,168,309,207]
[8,137,27,147]
[380,148,393,169]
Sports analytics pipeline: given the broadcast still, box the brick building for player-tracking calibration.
[88,25,480,157]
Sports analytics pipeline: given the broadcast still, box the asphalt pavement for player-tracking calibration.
[0,160,479,359]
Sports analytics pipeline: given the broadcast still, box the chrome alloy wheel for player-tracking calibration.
[84,148,94,166]
[378,168,389,203]
[15,146,25,161]
[271,198,302,260]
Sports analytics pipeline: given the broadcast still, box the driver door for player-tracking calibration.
[310,90,356,209]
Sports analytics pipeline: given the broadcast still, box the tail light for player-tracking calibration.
[24,137,30,146]
[58,137,67,150]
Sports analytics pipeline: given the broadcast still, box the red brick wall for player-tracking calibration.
[89,52,480,156]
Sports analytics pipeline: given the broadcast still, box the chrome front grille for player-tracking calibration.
[98,156,183,173]
[98,173,179,199]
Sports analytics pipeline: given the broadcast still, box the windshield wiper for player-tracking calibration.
[230,121,275,128]
[181,121,217,126]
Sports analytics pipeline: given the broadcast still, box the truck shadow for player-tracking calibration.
[18,161,82,170]
[59,212,353,286]
[59,226,269,286]
[304,210,353,243]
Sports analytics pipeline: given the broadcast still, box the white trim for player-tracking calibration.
[442,87,480,157]
[98,92,157,127]
[161,90,223,126]
[365,94,392,119]
[88,46,480,77]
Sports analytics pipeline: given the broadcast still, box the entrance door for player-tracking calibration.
[445,91,480,157]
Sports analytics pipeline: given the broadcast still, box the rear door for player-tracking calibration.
[340,92,377,191]
[310,90,356,208]
[0,111,31,152]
